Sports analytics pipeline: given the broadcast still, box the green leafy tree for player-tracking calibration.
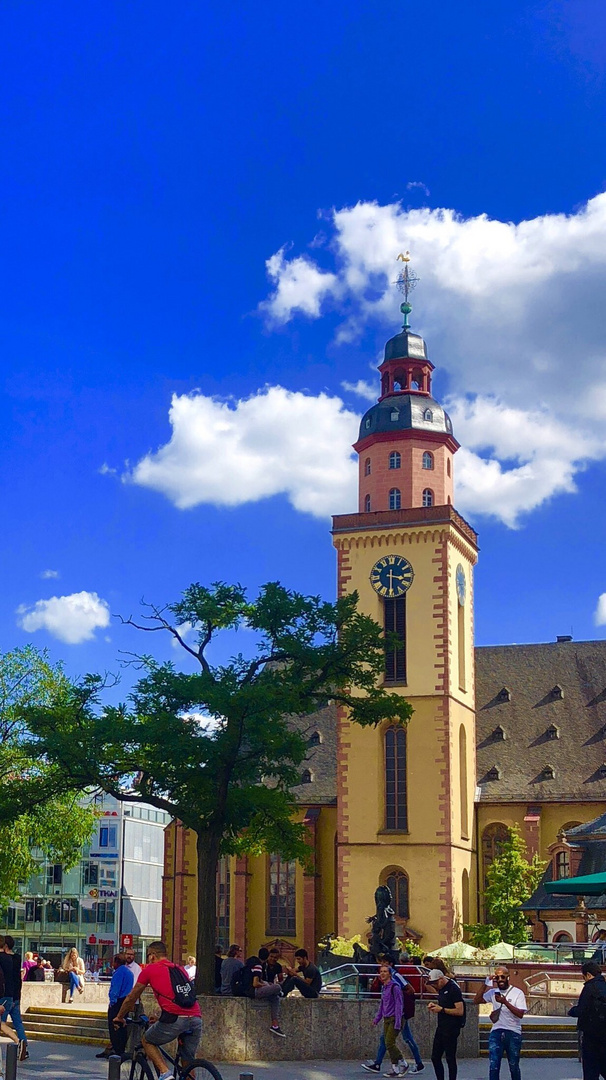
[462,922,501,949]
[0,646,95,905]
[482,826,545,943]
[27,581,413,993]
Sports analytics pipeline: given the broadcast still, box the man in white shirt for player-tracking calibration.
[473,966,526,1080]
[124,949,142,983]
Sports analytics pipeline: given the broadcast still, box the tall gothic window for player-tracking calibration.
[385,726,408,830]
[364,494,371,512]
[365,458,371,476]
[268,853,296,935]
[216,856,230,945]
[385,868,409,919]
[481,823,509,892]
[384,596,406,683]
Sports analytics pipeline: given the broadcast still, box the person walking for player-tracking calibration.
[281,949,323,998]
[569,960,606,1080]
[362,963,423,1074]
[2,937,28,1061]
[372,962,406,1077]
[426,969,465,1080]
[106,954,134,1059]
[474,966,526,1080]
[591,932,606,965]
[220,944,243,995]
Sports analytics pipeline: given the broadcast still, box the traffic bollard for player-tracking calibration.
[108,1054,122,1079]
[5,1042,18,1080]
[239,1074,254,1080]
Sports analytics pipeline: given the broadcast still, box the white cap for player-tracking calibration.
[427,969,445,983]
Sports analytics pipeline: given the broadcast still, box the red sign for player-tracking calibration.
[121,934,133,948]
[88,935,97,945]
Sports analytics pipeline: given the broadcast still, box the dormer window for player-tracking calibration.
[540,765,555,781]
[493,725,506,741]
[308,731,322,747]
[497,687,511,703]
[550,685,564,700]
[486,766,500,781]
[365,417,372,429]
[546,724,560,740]
[301,769,313,784]
[390,410,399,422]
[424,409,433,422]
[598,763,606,778]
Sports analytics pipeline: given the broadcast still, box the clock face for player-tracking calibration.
[370,555,414,598]
[456,564,466,606]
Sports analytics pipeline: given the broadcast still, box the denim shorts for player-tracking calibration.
[144,1013,202,1061]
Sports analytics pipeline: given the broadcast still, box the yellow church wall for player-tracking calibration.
[476,801,606,863]
[314,806,338,939]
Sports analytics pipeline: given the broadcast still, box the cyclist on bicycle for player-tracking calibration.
[114,940,202,1080]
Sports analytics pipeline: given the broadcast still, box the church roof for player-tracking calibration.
[566,813,606,839]
[357,393,454,444]
[384,330,428,362]
[291,702,337,806]
[475,639,606,803]
[522,840,606,911]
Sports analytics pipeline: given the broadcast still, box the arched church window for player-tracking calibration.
[385,727,407,831]
[389,488,401,510]
[389,451,401,470]
[553,931,573,943]
[424,409,433,422]
[422,451,434,470]
[216,856,230,946]
[268,853,296,935]
[365,458,371,476]
[411,370,422,390]
[422,489,433,507]
[481,823,509,892]
[365,494,371,512]
[382,868,409,920]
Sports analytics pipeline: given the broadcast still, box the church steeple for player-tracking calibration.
[353,256,459,514]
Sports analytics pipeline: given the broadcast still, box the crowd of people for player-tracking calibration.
[214,942,323,1037]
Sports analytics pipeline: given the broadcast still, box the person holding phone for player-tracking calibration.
[473,966,526,1080]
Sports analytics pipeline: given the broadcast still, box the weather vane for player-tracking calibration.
[393,252,419,329]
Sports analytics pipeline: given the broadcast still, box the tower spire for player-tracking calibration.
[394,252,419,329]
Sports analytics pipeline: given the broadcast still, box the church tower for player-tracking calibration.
[332,259,479,946]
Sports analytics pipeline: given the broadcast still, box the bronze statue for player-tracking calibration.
[366,884,399,964]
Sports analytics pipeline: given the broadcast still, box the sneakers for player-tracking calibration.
[270,1026,286,1037]
[409,1067,425,1074]
[383,1068,408,1077]
[361,1066,381,1073]
[18,1040,29,1061]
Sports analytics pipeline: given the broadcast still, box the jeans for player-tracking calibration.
[108,999,128,1056]
[581,1034,606,1080]
[376,1021,423,1067]
[68,972,81,998]
[281,975,319,999]
[431,1027,459,1080]
[488,1028,522,1080]
[254,983,281,1023]
[7,999,26,1043]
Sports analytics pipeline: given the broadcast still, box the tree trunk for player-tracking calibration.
[195,829,221,995]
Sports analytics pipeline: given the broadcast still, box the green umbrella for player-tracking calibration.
[544,872,606,896]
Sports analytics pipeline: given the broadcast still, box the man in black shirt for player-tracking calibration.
[281,949,322,999]
[427,969,465,1080]
[569,960,606,1080]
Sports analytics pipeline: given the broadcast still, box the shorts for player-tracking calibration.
[143,1013,202,1061]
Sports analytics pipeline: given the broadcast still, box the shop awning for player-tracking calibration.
[544,872,606,896]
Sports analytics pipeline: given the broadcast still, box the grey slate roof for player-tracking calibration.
[476,640,606,802]
[358,393,454,443]
[291,702,337,806]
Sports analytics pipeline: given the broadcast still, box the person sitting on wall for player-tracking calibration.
[281,949,323,999]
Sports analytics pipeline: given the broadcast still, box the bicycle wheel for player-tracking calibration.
[132,1051,157,1080]
[180,1059,223,1080]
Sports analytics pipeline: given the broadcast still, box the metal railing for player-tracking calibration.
[319,962,439,999]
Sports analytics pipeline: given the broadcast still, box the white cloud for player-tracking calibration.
[595,594,606,626]
[341,379,377,402]
[17,591,111,645]
[127,386,359,518]
[258,193,606,525]
[260,247,339,323]
[40,569,59,579]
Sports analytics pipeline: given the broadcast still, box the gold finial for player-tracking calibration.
[397,251,411,263]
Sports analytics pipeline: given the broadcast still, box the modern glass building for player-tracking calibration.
[0,794,170,971]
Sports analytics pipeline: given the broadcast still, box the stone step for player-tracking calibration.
[481,1049,578,1058]
[26,1030,108,1047]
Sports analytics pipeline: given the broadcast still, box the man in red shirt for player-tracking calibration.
[114,941,202,1079]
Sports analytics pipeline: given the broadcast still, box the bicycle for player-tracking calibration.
[123,1016,223,1080]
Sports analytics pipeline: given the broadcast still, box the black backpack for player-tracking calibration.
[231,965,253,998]
[168,964,197,1010]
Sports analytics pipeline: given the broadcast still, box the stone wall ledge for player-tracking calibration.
[197,997,480,1062]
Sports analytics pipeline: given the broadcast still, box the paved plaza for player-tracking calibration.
[0,1040,585,1080]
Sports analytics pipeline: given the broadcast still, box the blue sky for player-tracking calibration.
[1,0,605,689]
